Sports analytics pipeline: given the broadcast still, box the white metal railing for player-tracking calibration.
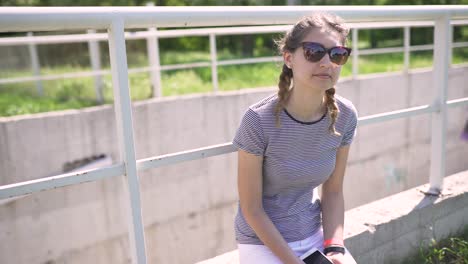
[1,6,468,264]
[1,20,468,101]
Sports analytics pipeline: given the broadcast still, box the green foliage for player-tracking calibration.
[384,0,468,4]
[422,237,468,264]
[159,36,210,54]
[158,62,283,96]
[1,47,467,117]
[1,0,148,6]
[406,226,468,264]
[161,69,212,96]
[1,1,468,116]
[160,50,210,64]
[0,92,95,117]
[218,62,282,90]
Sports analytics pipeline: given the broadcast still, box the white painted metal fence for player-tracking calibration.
[1,6,468,264]
[1,20,468,101]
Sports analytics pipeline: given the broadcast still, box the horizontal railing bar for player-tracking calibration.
[410,44,437,52]
[2,99,467,199]
[160,62,212,71]
[358,104,433,126]
[150,19,468,36]
[348,19,468,29]
[137,142,237,171]
[152,25,291,37]
[447,97,468,108]
[0,33,106,46]
[452,41,468,48]
[359,47,404,55]
[133,101,468,172]
[451,19,468,25]
[2,49,468,84]
[0,163,125,200]
[2,20,468,46]
[358,43,452,55]
[128,67,155,74]
[0,63,217,84]
[1,6,468,32]
[0,69,111,84]
[217,56,283,66]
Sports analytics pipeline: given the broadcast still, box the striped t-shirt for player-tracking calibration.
[232,93,358,245]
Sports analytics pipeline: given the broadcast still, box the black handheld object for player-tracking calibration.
[300,248,333,264]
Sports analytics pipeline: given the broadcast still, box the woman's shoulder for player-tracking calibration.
[247,93,278,117]
[335,94,358,117]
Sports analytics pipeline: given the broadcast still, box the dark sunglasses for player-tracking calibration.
[301,42,352,65]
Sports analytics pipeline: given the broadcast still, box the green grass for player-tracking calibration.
[0,48,467,117]
[0,93,95,116]
[404,226,468,264]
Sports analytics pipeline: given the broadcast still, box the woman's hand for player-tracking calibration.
[326,252,347,264]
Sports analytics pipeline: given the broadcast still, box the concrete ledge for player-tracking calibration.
[197,170,468,264]
[345,171,468,263]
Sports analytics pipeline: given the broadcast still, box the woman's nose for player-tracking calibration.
[319,53,338,68]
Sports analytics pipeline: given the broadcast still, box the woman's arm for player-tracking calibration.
[238,149,303,264]
[321,145,351,262]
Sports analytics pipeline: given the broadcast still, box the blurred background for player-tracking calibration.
[1,0,467,117]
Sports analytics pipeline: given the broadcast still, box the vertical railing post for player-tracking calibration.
[428,15,450,195]
[146,2,162,98]
[27,32,43,96]
[147,27,162,98]
[87,29,104,104]
[352,28,359,78]
[448,24,453,67]
[209,33,219,92]
[403,26,410,72]
[108,19,147,264]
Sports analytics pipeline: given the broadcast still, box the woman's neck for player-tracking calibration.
[285,87,326,122]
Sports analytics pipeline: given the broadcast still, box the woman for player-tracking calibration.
[232,12,358,264]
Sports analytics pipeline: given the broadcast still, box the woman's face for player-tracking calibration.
[284,28,344,92]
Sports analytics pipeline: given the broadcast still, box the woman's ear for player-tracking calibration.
[283,51,293,69]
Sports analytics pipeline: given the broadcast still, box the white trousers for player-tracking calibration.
[237,229,357,264]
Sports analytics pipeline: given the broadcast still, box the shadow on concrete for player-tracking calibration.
[413,192,440,210]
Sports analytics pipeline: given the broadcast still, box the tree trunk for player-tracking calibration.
[242,35,254,57]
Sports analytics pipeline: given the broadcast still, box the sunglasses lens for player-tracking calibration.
[304,44,326,62]
[330,47,350,65]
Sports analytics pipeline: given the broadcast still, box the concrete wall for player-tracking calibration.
[0,66,467,264]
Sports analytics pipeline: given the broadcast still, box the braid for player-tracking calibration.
[275,64,293,127]
[325,87,341,136]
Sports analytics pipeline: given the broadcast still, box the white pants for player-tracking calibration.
[237,229,357,264]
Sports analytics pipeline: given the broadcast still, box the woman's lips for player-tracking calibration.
[313,74,331,80]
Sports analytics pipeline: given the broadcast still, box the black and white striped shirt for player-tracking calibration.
[233,93,358,245]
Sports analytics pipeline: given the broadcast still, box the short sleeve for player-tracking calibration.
[340,105,358,147]
[233,108,266,156]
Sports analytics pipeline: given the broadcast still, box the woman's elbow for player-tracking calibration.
[240,203,265,221]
